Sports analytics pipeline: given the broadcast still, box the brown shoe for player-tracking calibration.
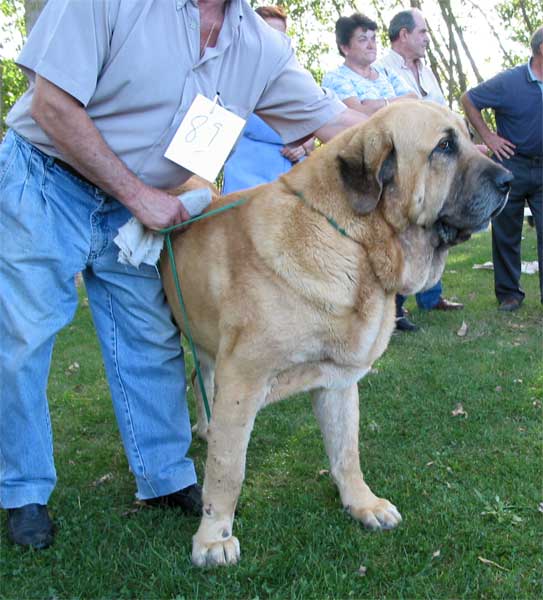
[433,297,464,311]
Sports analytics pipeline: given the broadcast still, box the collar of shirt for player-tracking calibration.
[388,48,426,76]
[384,48,445,105]
[180,0,242,12]
[179,0,244,29]
[527,59,543,95]
[185,0,243,66]
[527,59,542,82]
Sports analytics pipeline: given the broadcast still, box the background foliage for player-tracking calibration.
[1,0,540,131]
[0,0,26,133]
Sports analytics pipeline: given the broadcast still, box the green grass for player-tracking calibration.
[1,228,542,600]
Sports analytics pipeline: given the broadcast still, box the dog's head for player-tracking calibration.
[337,100,512,249]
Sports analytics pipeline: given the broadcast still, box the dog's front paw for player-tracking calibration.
[348,497,402,531]
[191,535,240,567]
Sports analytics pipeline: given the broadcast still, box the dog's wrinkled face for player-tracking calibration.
[338,100,512,248]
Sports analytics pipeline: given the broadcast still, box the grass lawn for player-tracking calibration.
[1,227,541,600]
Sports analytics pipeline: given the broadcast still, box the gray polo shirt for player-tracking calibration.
[7,0,345,188]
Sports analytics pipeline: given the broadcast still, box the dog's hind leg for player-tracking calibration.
[312,384,402,531]
[191,360,266,567]
[190,346,215,440]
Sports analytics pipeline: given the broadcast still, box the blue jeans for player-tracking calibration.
[0,130,196,508]
[396,280,443,312]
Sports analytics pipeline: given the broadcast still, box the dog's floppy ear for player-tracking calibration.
[337,128,396,215]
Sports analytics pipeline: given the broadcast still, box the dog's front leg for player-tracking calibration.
[191,371,263,567]
[312,384,402,531]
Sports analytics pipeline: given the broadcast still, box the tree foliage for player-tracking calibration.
[495,0,540,64]
[1,0,26,133]
[1,0,539,133]
[251,0,357,82]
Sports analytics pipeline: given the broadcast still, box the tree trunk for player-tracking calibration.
[437,0,467,97]
[24,0,47,35]
[440,0,484,84]
[519,0,534,34]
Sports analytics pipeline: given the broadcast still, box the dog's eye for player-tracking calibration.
[434,138,456,155]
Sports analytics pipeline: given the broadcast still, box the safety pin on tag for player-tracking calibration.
[210,93,220,114]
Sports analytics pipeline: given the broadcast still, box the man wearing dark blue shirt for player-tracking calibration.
[461,27,542,311]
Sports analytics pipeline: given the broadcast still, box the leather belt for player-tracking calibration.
[54,158,96,187]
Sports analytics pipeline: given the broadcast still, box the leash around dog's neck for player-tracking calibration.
[286,186,364,247]
[287,185,403,295]
[160,198,248,421]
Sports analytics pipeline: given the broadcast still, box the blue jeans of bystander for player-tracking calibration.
[396,279,443,313]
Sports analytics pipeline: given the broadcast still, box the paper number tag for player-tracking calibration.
[164,94,246,182]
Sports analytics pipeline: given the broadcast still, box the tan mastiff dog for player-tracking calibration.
[160,100,511,567]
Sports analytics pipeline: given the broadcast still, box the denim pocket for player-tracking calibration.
[0,132,18,188]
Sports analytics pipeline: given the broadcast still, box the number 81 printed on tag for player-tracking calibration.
[165,94,246,182]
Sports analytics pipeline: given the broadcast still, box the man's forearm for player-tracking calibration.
[31,76,145,210]
[460,93,492,142]
[30,76,190,230]
[314,108,367,143]
[461,92,516,161]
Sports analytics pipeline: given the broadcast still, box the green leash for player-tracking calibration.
[160,198,247,422]
[292,189,351,239]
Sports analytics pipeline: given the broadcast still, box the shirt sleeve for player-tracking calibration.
[15,0,120,107]
[254,43,346,144]
[467,72,505,111]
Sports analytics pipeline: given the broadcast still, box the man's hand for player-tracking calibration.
[482,132,516,161]
[281,144,306,163]
[131,187,191,231]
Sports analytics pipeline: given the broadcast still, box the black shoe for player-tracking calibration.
[7,504,54,549]
[498,297,522,312]
[395,315,418,332]
[145,483,203,515]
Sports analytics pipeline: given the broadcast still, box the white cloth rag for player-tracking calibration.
[114,188,212,268]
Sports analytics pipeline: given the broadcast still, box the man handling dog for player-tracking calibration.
[0,0,368,550]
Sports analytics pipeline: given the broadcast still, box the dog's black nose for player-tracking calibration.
[495,170,513,193]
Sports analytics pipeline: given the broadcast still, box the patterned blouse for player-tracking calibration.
[322,64,410,102]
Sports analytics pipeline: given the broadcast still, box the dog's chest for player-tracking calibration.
[330,309,391,365]
[308,305,394,390]
[267,302,394,405]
